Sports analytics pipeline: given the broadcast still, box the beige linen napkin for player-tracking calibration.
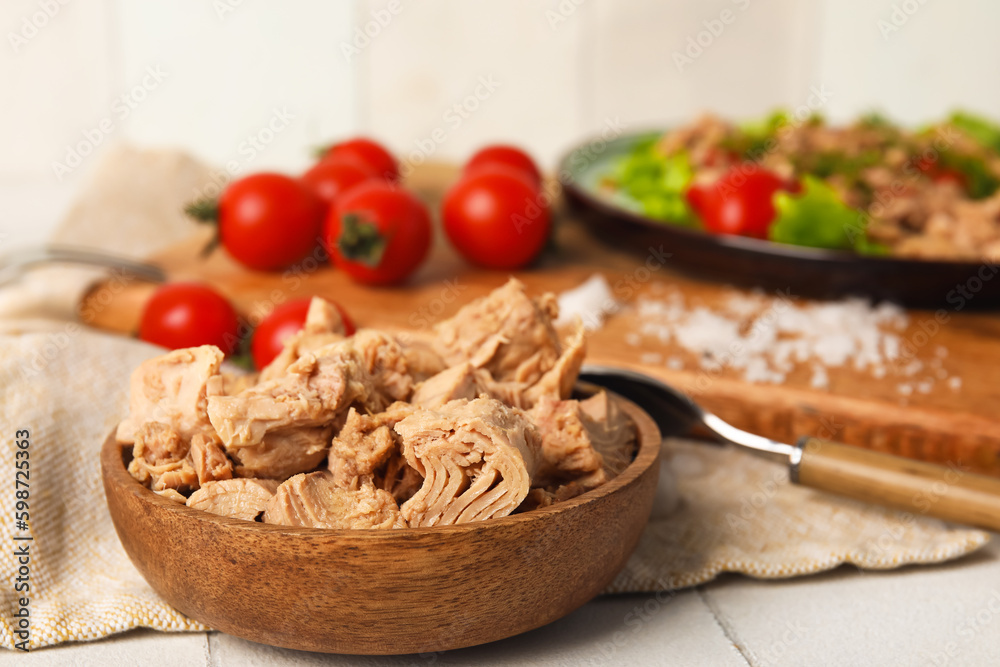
[609,441,988,593]
[0,146,989,650]
[0,144,212,327]
[0,332,209,651]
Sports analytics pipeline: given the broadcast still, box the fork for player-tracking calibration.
[580,364,1000,532]
[0,245,166,289]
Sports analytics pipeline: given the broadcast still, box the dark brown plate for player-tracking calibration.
[560,132,1000,309]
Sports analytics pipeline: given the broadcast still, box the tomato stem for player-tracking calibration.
[226,347,256,372]
[200,234,220,259]
[337,213,387,268]
[184,198,219,223]
[184,197,222,259]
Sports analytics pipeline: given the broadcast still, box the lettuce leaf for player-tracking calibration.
[949,111,1000,154]
[614,139,695,224]
[768,176,884,253]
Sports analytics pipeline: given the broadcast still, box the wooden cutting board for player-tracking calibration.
[80,164,1000,477]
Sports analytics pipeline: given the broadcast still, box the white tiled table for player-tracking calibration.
[6,540,999,666]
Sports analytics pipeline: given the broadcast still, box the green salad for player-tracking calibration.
[604,111,1000,260]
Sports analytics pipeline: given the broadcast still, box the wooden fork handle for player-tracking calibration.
[792,438,1000,533]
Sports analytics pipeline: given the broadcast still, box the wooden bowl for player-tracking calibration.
[100,393,662,654]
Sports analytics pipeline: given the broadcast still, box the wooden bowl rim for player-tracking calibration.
[101,390,662,539]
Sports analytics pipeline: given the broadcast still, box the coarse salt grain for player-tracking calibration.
[810,365,830,390]
[557,275,961,391]
[556,274,620,331]
[673,308,742,358]
[629,285,918,387]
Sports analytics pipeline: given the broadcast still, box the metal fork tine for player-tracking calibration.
[0,244,166,289]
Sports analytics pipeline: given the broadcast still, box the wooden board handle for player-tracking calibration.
[794,438,1000,532]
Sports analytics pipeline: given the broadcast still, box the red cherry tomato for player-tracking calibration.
[251,297,355,369]
[325,181,432,285]
[301,159,376,208]
[324,138,399,182]
[217,173,324,271]
[931,168,968,190]
[464,144,542,188]
[913,155,937,173]
[442,168,551,269]
[139,283,241,354]
[686,167,793,238]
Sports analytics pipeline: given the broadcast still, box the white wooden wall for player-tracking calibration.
[2,0,999,242]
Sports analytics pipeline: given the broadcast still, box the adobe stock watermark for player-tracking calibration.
[943,262,1000,312]
[556,116,628,187]
[595,582,680,665]
[844,124,962,249]
[556,245,673,332]
[213,0,247,20]
[609,245,673,302]
[340,0,403,62]
[683,287,796,396]
[735,85,834,167]
[17,268,140,382]
[506,115,629,239]
[920,588,1000,667]
[396,74,502,179]
[870,259,999,379]
[214,240,333,354]
[723,415,842,533]
[405,279,469,331]
[488,114,627,238]
[50,65,168,182]
[189,106,297,202]
[545,0,588,31]
[921,589,1000,666]
[673,0,753,72]
[724,468,789,532]
[855,459,972,567]
[681,85,831,213]
[877,0,930,40]
[745,619,809,665]
[7,0,71,54]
